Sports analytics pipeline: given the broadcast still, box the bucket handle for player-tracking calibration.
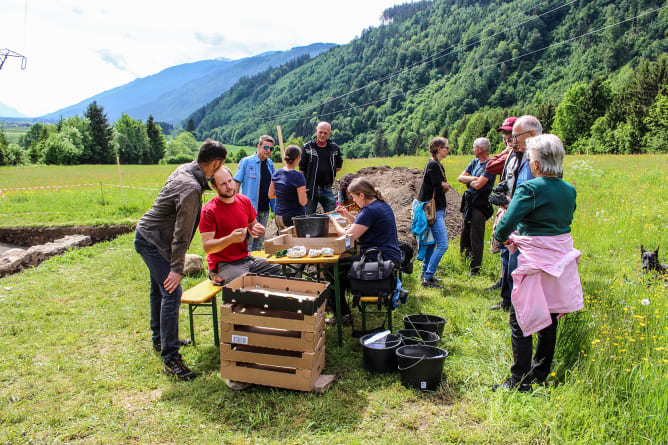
[397,355,427,371]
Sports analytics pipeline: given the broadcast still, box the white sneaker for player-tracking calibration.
[225,379,252,391]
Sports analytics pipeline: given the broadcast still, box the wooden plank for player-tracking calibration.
[220,303,324,332]
[220,347,325,391]
[220,322,325,352]
[220,335,325,369]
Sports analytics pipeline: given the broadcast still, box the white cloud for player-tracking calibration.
[0,0,399,116]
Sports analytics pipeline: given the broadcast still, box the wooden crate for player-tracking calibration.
[222,274,329,315]
[220,321,325,352]
[263,233,354,255]
[220,302,324,332]
[220,346,325,391]
[220,333,325,369]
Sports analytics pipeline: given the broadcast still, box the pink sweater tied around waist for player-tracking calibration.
[508,233,584,336]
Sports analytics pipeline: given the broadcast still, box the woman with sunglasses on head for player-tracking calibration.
[268,145,308,230]
[417,137,451,289]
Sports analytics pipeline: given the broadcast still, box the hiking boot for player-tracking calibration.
[485,279,502,291]
[225,379,252,391]
[490,301,510,311]
[492,377,531,393]
[420,274,442,283]
[421,278,443,289]
[164,356,195,380]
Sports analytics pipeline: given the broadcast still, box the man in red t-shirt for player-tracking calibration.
[199,166,282,284]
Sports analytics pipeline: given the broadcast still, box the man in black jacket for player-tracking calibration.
[134,139,226,380]
[299,121,343,214]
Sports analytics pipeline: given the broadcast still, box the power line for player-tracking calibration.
[258,0,576,121]
[276,3,668,123]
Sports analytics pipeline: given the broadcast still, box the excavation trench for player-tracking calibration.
[0,225,134,278]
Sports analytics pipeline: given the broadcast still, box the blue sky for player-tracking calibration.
[0,0,399,117]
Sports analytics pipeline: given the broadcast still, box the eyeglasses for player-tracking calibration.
[510,130,532,143]
[262,145,274,151]
[441,146,450,150]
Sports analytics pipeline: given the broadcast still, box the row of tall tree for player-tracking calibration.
[0,102,202,166]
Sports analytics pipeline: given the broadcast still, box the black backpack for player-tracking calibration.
[348,248,397,309]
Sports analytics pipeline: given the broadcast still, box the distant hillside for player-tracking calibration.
[0,101,27,118]
[39,43,335,123]
[190,0,668,155]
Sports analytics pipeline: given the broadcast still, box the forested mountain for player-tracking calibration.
[39,43,335,123]
[190,0,668,156]
[0,101,27,118]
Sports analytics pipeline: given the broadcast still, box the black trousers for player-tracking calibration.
[460,207,487,272]
[509,304,559,384]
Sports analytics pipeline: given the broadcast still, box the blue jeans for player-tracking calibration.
[422,209,448,279]
[134,231,182,364]
[306,186,336,214]
[248,209,270,252]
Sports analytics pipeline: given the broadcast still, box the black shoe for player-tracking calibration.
[164,356,195,380]
[421,278,443,289]
[325,314,352,326]
[490,301,510,311]
[469,270,480,277]
[485,279,502,291]
[153,338,191,352]
[492,377,531,392]
[420,275,442,283]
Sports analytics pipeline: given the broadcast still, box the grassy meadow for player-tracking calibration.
[0,155,666,444]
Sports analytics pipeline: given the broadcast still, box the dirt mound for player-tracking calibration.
[335,166,462,248]
[266,166,462,249]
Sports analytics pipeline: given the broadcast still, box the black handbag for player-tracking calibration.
[348,248,397,309]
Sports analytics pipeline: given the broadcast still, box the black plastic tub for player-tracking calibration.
[402,314,447,338]
[292,215,330,238]
[396,345,448,391]
[360,333,402,373]
[398,329,440,347]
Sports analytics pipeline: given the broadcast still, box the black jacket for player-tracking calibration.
[418,159,447,210]
[299,139,343,200]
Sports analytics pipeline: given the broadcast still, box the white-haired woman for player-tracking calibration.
[493,134,584,392]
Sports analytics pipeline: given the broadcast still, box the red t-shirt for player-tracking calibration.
[199,194,257,270]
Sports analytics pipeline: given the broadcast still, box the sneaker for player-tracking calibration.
[490,301,510,311]
[485,279,502,291]
[469,270,480,277]
[492,377,532,393]
[421,278,443,289]
[420,275,442,283]
[225,379,252,391]
[164,356,195,380]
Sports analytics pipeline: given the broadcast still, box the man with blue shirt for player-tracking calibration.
[458,137,496,276]
[488,115,541,310]
[234,135,276,251]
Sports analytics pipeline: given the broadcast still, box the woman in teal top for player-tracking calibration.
[493,134,577,392]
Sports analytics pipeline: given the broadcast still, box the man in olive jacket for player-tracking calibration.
[134,138,226,380]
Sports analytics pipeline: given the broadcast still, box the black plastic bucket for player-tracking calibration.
[396,345,448,391]
[402,314,447,337]
[293,215,330,238]
[398,329,440,347]
[360,333,402,373]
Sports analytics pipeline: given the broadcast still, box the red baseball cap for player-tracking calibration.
[496,116,517,132]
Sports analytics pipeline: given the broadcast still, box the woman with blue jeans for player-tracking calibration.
[418,137,451,289]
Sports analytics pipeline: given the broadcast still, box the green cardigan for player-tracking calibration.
[494,176,576,243]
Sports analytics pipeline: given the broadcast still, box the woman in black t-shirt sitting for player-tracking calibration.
[329,178,401,322]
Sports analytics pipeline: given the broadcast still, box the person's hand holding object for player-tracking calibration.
[248,222,265,239]
[228,227,247,244]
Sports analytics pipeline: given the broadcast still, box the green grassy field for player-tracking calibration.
[0,155,666,444]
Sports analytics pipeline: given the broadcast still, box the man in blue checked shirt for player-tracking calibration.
[234,134,276,252]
